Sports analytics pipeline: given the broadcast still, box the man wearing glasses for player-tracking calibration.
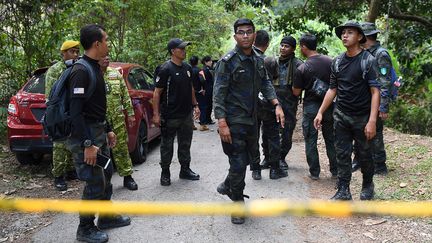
[213,18,284,225]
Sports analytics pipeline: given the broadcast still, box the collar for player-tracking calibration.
[368,41,381,54]
[235,45,254,61]
[82,55,100,67]
[279,53,295,62]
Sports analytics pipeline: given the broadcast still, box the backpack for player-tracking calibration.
[333,50,373,81]
[42,58,97,141]
[374,47,402,101]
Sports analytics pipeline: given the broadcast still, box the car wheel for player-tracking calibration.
[130,121,148,165]
[15,153,40,165]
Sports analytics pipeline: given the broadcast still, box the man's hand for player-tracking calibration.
[84,145,99,166]
[379,112,388,120]
[199,89,205,96]
[152,113,161,127]
[193,106,200,120]
[275,105,285,128]
[128,115,136,128]
[107,131,117,148]
[364,121,376,140]
[218,120,232,144]
[313,113,323,130]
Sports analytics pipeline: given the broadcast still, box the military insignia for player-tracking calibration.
[155,76,160,82]
[187,70,191,77]
[380,67,388,75]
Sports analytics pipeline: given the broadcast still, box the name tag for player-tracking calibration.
[73,88,85,94]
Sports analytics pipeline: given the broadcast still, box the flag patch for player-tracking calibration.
[73,88,85,94]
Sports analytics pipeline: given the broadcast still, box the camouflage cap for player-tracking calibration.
[360,22,381,36]
[335,20,366,44]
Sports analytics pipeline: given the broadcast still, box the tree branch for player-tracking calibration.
[389,3,432,30]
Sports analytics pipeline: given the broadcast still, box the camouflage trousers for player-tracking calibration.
[110,116,133,177]
[279,92,298,161]
[353,117,386,168]
[160,113,193,169]
[333,108,374,185]
[302,102,337,177]
[221,123,258,198]
[250,105,281,171]
[51,141,74,177]
[66,121,113,225]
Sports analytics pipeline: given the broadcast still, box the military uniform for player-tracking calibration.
[105,67,134,177]
[265,54,303,163]
[213,46,277,201]
[44,61,74,179]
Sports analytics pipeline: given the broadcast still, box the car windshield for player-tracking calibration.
[128,67,154,90]
[22,73,46,94]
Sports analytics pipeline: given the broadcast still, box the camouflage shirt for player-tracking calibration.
[368,42,393,113]
[213,46,277,125]
[104,66,134,119]
[45,61,66,99]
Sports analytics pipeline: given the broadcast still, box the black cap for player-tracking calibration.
[360,22,381,36]
[167,38,191,53]
[335,21,367,44]
[280,36,296,48]
[233,18,255,32]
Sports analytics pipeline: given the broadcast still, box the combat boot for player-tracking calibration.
[251,170,261,180]
[217,182,233,200]
[160,168,171,186]
[76,225,108,243]
[360,182,375,200]
[260,158,270,169]
[270,168,288,179]
[374,163,388,175]
[123,175,138,190]
[179,167,200,180]
[54,176,67,191]
[331,183,352,200]
[231,194,246,225]
[97,215,131,230]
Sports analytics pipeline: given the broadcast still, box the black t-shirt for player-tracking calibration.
[155,60,193,119]
[293,54,332,104]
[68,55,108,142]
[329,50,378,116]
[191,65,202,93]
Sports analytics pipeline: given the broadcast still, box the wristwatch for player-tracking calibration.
[274,103,281,108]
[83,139,93,148]
[193,103,199,108]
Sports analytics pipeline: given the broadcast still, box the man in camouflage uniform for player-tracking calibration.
[250,30,288,181]
[214,19,285,225]
[352,22,393,175]
[264,36,303,170]
[100,56,138,191]
[314,21,380,201]
[45,40,80,191]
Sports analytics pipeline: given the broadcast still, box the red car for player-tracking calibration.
[7,62,160,164]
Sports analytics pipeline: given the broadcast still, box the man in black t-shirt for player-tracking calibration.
[314,21,380,201]
[292,33,337,180]
[68,24,131,243]
[152,38,201,186]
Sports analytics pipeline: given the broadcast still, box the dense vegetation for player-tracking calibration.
[0,0,431,136]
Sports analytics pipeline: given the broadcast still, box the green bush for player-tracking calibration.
[387,101,432,136]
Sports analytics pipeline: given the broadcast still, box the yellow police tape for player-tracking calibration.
[1,198,432,217]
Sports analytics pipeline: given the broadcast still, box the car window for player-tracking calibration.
[22,73,46,94]
[128,67,150,90]
[143,70,155,90]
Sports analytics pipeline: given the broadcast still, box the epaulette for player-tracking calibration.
[222,50,237,62]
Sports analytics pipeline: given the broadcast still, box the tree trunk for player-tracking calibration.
[367,0,381,22]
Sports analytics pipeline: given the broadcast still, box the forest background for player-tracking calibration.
[0,0,431,137]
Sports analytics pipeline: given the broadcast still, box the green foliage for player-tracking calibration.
[387,100,432,136]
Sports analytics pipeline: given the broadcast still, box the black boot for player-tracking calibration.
[251,170,261,180]
[331,183,352,200]
[260,159,270,169]
[231,194,246,225]
[270,168,288,179]
[76,225,108,243]
[54,176,67,191]
[160,168,171,186]
[279,160,289,170]
[351,158,361,172]
[97,215,131,230]
[360,182,375,200]
[217,182,233,200]
[179,167,200,180]
[123,175,138,190]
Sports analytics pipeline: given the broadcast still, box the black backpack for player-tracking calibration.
[42,58,97,141]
